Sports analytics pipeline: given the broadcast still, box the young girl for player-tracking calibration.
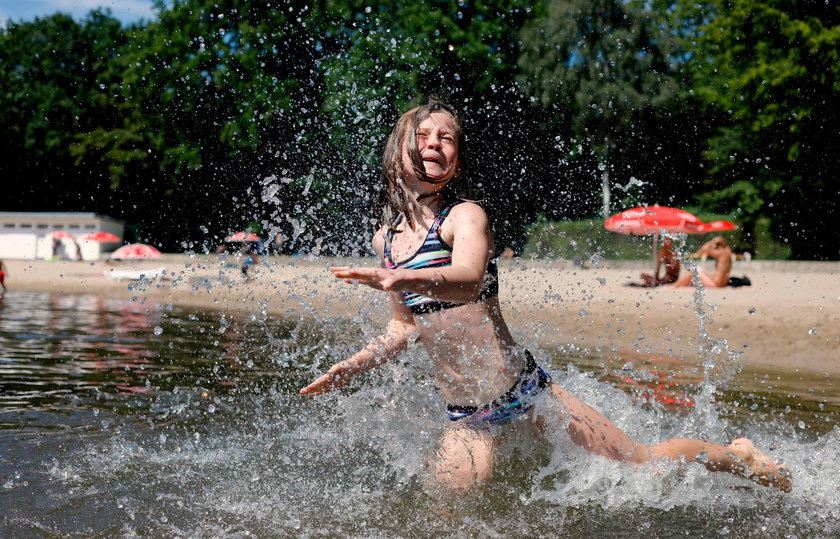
[300,100,791,494]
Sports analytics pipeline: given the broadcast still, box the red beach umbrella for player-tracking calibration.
[82,231,121,242]
[225,232,261,242]
[109,243,163,260]
[605,206,705,276]
[605,206,705,236]
[49,231,75,239]
[702,220,738,233]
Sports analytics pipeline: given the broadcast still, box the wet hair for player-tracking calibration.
[374,99,468,234]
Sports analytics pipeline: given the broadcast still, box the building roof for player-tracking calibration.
[0,212,124,223]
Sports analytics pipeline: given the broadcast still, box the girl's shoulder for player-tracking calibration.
[446,199,489,223]
[439,200,491,243]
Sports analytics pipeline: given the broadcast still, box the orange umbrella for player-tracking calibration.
[109,244,163,259]
[82,231,121,242]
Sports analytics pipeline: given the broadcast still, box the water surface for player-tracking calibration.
[1,290,838,537]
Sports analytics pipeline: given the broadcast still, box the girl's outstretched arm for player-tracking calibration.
[300,296,417,396]
[331,202,493,304]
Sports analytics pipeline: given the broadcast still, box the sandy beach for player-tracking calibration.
[5,255,839,399]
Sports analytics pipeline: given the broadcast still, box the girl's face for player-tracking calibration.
[401,112,459,190]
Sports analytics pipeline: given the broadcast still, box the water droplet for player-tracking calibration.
[153,326,163,335]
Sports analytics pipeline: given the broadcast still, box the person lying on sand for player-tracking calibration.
[671,236,732,288]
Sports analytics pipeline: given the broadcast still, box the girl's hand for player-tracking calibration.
[330,266,403,292]
[300,361,357,396]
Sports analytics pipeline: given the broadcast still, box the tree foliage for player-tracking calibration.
[687,0,840,259]
[517,0,702,218]
[0,0,837,259]
[0,12,129,215]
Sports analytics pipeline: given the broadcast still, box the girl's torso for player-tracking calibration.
[382,200,524,406]
[384,200,498,314]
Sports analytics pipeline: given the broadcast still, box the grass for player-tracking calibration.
[521,216,792,261]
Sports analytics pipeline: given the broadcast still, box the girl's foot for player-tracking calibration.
[729,438,792,492]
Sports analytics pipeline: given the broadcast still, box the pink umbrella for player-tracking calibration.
[225,232,261,242]
[702,220,738,233]
[82,231,121,242]
[109,243,163,260]
[49,231,75,239]
[605,205,705,276]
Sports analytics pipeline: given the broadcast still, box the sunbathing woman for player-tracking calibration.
[672,236,732,288]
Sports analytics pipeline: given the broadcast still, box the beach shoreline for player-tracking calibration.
[5,255,838,401]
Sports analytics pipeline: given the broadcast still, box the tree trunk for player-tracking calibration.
[601,167,611,220]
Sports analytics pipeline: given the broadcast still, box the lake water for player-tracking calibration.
[1,290,838,537]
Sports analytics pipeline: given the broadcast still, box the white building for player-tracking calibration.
[0,212,125,260]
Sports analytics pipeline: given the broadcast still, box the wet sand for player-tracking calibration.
[5,255,839,396]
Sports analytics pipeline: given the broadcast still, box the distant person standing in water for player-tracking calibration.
[672,236,732,288]
[300,99,790,495]
[0,259,6,291]
[640,237,680,287]
[240,242,259,282]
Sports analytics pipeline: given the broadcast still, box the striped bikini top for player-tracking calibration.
[383,200,499,315]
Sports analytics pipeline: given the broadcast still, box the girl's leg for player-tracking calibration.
[648,437,791,492]
[432,426,496,495]
[538,384,651,463]
[541,384,791,492]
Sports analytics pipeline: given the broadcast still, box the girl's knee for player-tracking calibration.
[433,456,492,495]
[433,429,495,494]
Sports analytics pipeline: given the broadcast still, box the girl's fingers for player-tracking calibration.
[329,267,389,291]
[331,266,375,276]
[300,376,332,395]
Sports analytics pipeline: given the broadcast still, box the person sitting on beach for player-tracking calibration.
[671,236,732,288]
[640,237,680,286]
[300,100,790,495]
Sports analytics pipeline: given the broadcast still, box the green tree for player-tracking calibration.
[517,0,686,219]
[315,1,560,252]
[688,0,840,259]
[0,12,129,215]
[82,0,338,249]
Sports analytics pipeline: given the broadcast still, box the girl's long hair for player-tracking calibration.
[374,99,469,235]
